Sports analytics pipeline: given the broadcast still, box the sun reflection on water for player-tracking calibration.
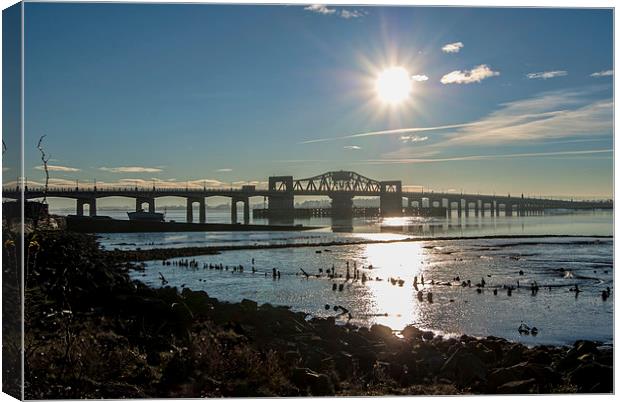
[359,241,428,328]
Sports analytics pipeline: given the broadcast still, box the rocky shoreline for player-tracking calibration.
[20,231,614,398]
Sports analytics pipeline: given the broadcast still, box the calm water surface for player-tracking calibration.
[94,210,614,346]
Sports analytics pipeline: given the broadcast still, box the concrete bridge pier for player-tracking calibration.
[475,201,480,217]
[331,193,354,219]
[457,200,463,217]
[267,176,295,220]
[379,181,403,217]
[480,201,485,217]
[243,198,250,224]
[186,198,206,223]
[505,204,513,216]
[76,198,97,217]
[136,197,155,213]
[231,199,238,224]
[464,201,470,217]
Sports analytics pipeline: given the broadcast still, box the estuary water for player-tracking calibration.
[93,210,614,346]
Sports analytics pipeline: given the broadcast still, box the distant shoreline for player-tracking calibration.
[107,233,612,262]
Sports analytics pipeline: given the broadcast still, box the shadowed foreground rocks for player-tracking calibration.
[23,232,613,398]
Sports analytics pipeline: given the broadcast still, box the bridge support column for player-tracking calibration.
[480,201,485,217]
[186,198,194,223]
[136,197,155,213]
[331,193,354,219]
[475,201,480,217]
[231,199,238,224]
[267,176,295,223]
[505,204,513,216]
[458,200,462,217]
[199,199,206,223]
[89,198,97,217]
[77,199,96,216]
[380,181,403,217]
[243,198,250,224]
[77,199,85,216]
[465,201,470,217]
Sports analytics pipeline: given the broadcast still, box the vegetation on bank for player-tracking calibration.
[13,231,614,398]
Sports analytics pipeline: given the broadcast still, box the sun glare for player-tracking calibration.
[375,66,412,105]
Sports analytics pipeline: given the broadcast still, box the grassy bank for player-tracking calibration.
[19,231,613,398]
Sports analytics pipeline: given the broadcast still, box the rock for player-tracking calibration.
[568,362,613,392]
[290,368,334,396]
[401,325,422,340]
[487,362,561,392]
[497,378,537,394]
[370,324,393,340]
[440,348,487,386]
[146,351,161,366]
[422,331,434,341]
[240,299,258,311]
[502,344,526,366]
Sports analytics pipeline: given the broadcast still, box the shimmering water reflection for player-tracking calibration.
[132,236,613,346]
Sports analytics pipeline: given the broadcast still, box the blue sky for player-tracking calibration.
[17,4,613,200]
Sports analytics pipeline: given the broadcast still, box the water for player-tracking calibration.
[97,210,613,346]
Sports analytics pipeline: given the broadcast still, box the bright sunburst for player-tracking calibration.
[375,66,412,105]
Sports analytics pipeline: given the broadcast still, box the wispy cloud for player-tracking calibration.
[304,4,336,15]
[400,135,429,143]
[438,89,612,146]
[526,70,567,80]
[411,74,429,82]
[362,149,612,165]
[301,123,477,144]
[440,65,499,84]
[99,166,163,173]
[441,42,464,53]
[590,70,613,77]
[344,145,362,150]
[304,4,366,19]
[34,164,80,172]
[339,9,366,19]
[216,168,233,172]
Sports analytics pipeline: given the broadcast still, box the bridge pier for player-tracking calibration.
[379,181,403,217]
[267,176,295,222]
[186,198,205,223]
[243,198,250,224]
[76,198,97,217]
[480,201,485,217]
[330,193,354,219]
[505,204,513,216]
[136,197,155,213]
[475,201,480,217]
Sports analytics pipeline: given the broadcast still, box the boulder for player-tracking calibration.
[401,325,422,341]
[370,324,394,340]
[487,362,561,392]
[497,378,537,394]
[290,368,334,396]
[568,362,613,392]
[440,348,487,386]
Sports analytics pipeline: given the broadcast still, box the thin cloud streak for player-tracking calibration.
[526,70,567,80]
[361,149,612,165]
[35,164,80,172]
[301,123,478,144]
[100,166,163,173]
[591,70,613,77]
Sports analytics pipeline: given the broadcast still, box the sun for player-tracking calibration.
[375,66,412,105]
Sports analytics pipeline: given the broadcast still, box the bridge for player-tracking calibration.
[2,170,612,223]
